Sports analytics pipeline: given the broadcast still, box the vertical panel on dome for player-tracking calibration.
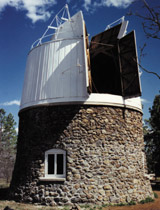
[83,21,92,93]
[119,30,141,98]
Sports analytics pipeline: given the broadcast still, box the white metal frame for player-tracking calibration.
[82,21,89,89]
[117,20,128,39]
[105,16,125,30]
[31,4,71,49]
[44,149,66,179]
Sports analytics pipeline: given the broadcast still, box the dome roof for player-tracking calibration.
[20,6,142,112]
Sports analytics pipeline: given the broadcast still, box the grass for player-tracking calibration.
[0,201,64,210]
[0,179,10,189]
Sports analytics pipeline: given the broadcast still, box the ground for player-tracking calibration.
[104,190,160,210]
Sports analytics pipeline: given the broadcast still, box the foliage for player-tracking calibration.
[149,95,160,131]
[114,200,136,206]
[102,204,108,207]
[0,108,17,183]
[128,200,136,205]
[154,192,158,198]
[144,94,160,175]
[139,196,154,204]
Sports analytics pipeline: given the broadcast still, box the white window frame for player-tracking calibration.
[40,149,66,181]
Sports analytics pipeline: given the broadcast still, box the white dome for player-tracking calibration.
[21,11,90,110]
[20,9,142,112]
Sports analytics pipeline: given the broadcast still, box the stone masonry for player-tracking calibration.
[10,105,153,206]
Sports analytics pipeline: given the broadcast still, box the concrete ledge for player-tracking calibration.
[39,177,66,182]
[20,94,142,113]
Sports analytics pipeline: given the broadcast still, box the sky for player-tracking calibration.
[0,0,159,132]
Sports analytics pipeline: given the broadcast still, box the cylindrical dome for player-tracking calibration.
[20,10,142,113]
[20,11,89,110]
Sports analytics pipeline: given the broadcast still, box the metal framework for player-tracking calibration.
[31,4,71,49]
[105,16,125,30]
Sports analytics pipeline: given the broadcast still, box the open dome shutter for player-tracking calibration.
[89,24,122,94]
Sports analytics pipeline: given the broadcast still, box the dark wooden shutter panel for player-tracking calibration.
[90,23,122,58]
[89,24,122,94]
[119,31,141,98]
[91,23,122,45]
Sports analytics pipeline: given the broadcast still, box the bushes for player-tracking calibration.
[140,197,154,204]
[128,200,136,205]
[154,192,158,198]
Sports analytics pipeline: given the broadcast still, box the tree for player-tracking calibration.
[135,0,160,40]
[144,94,160,176]
[0,109,17,183]
[131,0,160,175]
[149,94,160,131]
[129,0,160,79]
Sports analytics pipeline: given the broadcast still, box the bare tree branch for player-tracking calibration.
[129,0,160,40]
[137,43,160,79]
[143,0,157,20]
[128,0,160,79]
[138,62,160,79]
[139,43,147,64]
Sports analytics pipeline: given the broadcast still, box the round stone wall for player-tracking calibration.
[10,105,153,206]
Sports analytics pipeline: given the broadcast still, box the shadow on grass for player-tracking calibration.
[0,187,9,200]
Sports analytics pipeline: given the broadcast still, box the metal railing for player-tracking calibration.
[31,4,71,50]
[105,16,125,30]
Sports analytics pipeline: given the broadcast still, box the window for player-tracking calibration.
[44,149,66,180]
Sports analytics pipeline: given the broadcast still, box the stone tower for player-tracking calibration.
[10,5,153,206]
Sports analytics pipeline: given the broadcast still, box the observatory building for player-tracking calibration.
[10,5,153,206]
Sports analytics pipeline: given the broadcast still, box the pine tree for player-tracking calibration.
[0,109,17,183]
[149,95,160,131]
[144,94,160,176]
